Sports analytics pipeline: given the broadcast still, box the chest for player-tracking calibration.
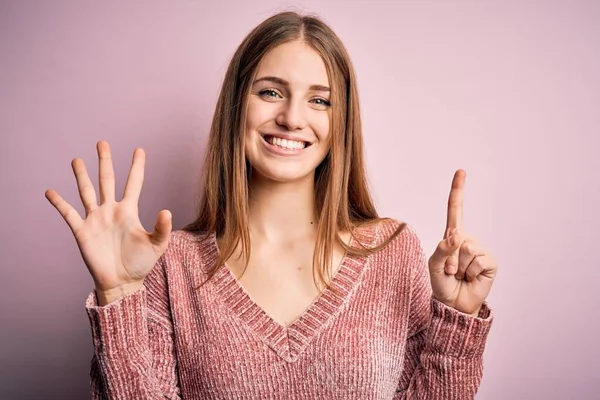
[169,232,412,398]
[173,276,407,400]
[177,330,403,399]
[226,240,346,328]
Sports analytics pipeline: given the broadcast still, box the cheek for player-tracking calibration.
[246,98,272,133]
[245,103,258,134]
[314,112,331,143]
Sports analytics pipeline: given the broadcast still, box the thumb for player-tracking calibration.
[150,209,172,248]
[429,232,461,274]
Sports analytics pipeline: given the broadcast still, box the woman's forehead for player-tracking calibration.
[255,41,330,89]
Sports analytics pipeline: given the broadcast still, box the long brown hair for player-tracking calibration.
[183,11,405,292]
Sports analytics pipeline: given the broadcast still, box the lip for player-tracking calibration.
[261,132,314,145]
[260,133,313,156]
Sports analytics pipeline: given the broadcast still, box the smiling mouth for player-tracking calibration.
[263,134,312,150]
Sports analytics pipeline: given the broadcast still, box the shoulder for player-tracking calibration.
[353,218,427,272]
[353,219,430,308]
[354,218,422,250]
[167,229,205,246]
[163,229,212,252]
[159,229,217,272]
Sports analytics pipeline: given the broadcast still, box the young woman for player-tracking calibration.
[45,11,497,399]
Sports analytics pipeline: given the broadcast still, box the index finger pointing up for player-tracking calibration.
[445,169,466,236]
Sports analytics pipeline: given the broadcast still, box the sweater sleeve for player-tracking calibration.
[85,255,182,400]
[393,226,494,400]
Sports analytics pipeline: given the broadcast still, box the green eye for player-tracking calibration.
[312,98,331,106]
[259,89,281,98]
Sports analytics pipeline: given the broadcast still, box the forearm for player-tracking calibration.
[395,299,493,399]
[86,286,181,399]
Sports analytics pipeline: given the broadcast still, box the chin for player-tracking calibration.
[250,163,316,184]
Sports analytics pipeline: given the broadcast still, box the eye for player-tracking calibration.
[310,97,331,108]
[258,89,282,99]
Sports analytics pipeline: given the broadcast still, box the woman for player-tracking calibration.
[45,11,497,399]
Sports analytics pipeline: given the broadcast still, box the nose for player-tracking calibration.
[275,98,307,131]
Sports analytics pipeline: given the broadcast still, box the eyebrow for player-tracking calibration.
[253,76,330,92]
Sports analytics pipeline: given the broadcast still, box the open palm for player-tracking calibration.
[45,141,172,296]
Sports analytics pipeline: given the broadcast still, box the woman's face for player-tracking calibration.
[244,40,332,184]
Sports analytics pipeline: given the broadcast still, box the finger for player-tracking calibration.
[464,255,492,282]
[456,238,487,280]
[97,141,116,204]
[445,249,459,275]
[429,231,462,275]
[456,241,483,279]
[122,148,146,203]
[443,228,460,275]
[150,209,172,249]
[45,189,84,234]
[445,169,466,236]
[71,158,98,215]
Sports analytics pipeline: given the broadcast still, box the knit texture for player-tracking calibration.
[85,220,493,399]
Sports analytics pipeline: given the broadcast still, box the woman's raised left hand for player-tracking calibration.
[427,169,498,317]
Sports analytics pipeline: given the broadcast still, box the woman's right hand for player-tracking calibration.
[45,141,172,305]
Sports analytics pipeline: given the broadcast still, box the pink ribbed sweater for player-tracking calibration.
[85,221,493,399]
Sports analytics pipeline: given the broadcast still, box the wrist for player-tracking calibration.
[96,281,144,306]
[469,306,482,318]
[433,296,483,318]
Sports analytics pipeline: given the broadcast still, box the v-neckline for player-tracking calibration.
[206,228,374,362]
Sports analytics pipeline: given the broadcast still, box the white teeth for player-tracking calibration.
[267,136,307,150]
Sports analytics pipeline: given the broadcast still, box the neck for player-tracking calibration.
[248,173,317,244]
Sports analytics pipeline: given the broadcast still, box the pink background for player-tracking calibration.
[1,1,599,398]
